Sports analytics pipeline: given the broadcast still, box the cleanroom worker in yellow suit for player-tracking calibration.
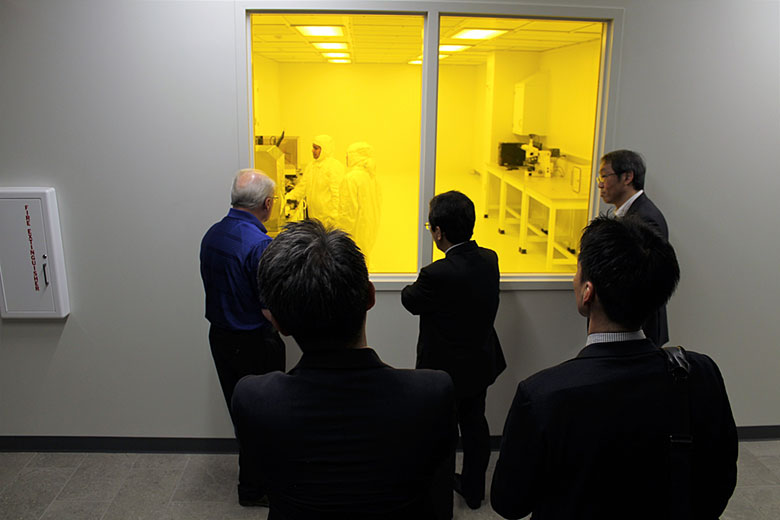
[338,141,382,260]
[285,135,345,227]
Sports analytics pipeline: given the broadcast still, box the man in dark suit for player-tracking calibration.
[402,191,506,510]
[598,149,670,345]
[232,220,457,519]
[491,216,737,520]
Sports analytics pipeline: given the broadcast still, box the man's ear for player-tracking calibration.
[433,226,443,242]
[366,281,376,311]
[622,171,635,186]
[582,281,595,306]
[262,308,289,336]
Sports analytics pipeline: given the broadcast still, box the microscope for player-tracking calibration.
[521,135,552,178]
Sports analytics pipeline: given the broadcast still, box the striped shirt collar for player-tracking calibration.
[586,330,646,346]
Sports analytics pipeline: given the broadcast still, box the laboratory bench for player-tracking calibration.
[479,162,590,270]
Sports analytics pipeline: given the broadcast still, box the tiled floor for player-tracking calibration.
[1,441,778,519]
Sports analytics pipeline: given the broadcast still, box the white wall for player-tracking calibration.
[0,0,778,439]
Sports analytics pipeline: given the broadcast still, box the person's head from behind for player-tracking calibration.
[428,190,475,249]
[257,219,375,352]
[231,169,276,221]
[575,216,679,330]
[598,150,645,205]
[346,141,374,172]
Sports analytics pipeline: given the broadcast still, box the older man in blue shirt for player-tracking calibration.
[200,168,285,507]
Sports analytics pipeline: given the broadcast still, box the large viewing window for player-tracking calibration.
[248,9,609,278]
[435,16,604,273]
[250,13,424,273]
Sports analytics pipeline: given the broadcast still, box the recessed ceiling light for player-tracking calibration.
[328,59,351,64]
[452,29,508,40]
[322,52,350,58]
[313,42,348,50]
[439,44,471,52]
[294,26,344,37]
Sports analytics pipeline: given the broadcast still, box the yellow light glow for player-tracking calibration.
[294,26,345,37]
[439,44,471,52]
[452,29,508,40]
[439,54,449,59]
[322,52,350,58]
[313,42,348,50]
[408,59,422,65]
[328,59,351,64]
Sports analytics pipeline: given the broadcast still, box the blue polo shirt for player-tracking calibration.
[200,208,273,331]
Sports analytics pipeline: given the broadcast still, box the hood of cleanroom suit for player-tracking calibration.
[338,142,382,260]
[313,134,334,161]
[287,134,345,227]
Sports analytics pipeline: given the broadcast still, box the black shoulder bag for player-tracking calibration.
[662,345,692,520]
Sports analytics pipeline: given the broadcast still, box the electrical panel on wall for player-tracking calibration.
[0,187,70,318]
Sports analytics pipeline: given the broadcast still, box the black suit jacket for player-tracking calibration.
[401,240,506,399]
[491,339,737,520]
[232,348,457,520]
[625,193,670,346]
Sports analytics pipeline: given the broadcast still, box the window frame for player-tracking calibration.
[235,1,624,290]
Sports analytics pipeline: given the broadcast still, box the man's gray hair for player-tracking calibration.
[231,169,275,210]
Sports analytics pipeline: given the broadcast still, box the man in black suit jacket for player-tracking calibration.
[402,191,506,510]
[491,216,737,520]
[598,149,670,345]
[232,220,457,519]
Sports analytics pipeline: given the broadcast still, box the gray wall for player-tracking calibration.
[0,0,778,439]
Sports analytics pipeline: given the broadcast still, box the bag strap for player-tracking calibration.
[662,345,692,519]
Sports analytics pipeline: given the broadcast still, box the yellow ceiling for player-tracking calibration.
[251,14,603,65]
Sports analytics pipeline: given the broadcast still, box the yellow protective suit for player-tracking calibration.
[286,135,345,228]
[338,142,381,259]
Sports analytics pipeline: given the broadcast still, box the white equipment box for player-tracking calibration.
[0,187,70,318]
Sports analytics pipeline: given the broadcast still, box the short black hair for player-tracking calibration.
[578,216,679,330]
[428,191,475,244]
[257,219,371,351]
[601,149,646,190]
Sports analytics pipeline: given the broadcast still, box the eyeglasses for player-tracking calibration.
[596,173,618,183]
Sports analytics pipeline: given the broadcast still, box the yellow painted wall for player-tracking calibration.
[253,54,281,137]
[255,62,423,273]
[489,51,541,163]
[538,40,602,159]
[435,64,480,191]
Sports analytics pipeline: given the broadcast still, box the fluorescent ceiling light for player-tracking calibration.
[439,45,471,52]
[295,26,344,37]
[322,52,350,58]
[408,60,422,65]
[313,42,348,50]
[452,29,508,40]
[328,59,351,64]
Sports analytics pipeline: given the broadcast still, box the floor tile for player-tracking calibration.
[738,486,780,519]
[56,453,138,501]
[28,452,86,468]
[102,467,183,520]
[758,455,780,480]
[0,452,34,493]
[0,467,74,520]
[172,454,238,503]
[737,449,780,486]
[133,453,189,470]
[722,487,767,520]
[39,499,110,520]
[745,440,780,457]
[162,500,267,520]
